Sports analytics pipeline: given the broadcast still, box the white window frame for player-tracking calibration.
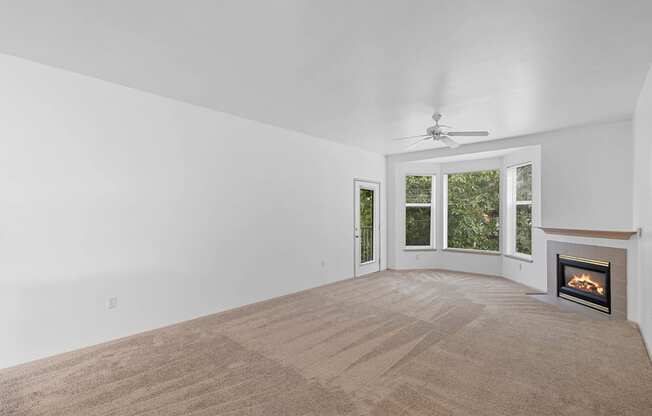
[443,170,501,253]
[404,174,436,250]
[506,162,533,260]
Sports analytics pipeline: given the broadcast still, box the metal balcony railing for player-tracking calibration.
[360,226,373,263]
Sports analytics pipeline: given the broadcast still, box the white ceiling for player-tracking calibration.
[0,1,651,155]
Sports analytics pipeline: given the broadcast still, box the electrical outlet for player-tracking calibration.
[107,296,118,310]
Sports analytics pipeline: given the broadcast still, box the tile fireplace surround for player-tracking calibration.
[543,240,627,320]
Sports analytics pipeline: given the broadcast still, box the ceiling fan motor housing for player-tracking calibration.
[426,125,443,137]
[392,112,486,148]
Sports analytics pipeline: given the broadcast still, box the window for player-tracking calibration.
[444,170,500,251]
[359,188,375,263]
[508,163,533,257]
[405,175,435,248]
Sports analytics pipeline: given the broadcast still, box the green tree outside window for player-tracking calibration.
[446,170,500,251]
[405,175,433,247]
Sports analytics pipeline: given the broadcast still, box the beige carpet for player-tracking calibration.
[1,270,651,415]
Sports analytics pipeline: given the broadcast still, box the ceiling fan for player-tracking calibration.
[393,113,489,149]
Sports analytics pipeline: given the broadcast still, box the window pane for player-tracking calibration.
[516,164,532,201]
[406,206,431,246]
[360,189,374,262]
[406,175,432,203]
[516,204,532,255]
[447,170,500,251]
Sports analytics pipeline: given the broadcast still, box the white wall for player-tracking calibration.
[633,65,652,356]
[0,54,386,369]
[541,124,634,231]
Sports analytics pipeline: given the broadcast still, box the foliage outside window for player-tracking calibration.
[359,188,375,263]
[511,163,533,256]
[405,175,434,247]
[445,170,500,251]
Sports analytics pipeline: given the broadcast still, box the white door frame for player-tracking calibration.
[354,179,381,277]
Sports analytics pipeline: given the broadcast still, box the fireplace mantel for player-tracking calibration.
[537,227,638,240]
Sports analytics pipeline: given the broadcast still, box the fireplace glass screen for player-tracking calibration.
[557,255,611,314]
[562,266,607,298]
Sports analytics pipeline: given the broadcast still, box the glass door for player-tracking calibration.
[354,180,380,277]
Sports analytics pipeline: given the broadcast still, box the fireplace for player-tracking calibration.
[557,255,611,314]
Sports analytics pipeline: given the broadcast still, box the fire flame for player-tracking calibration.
[567,273,605,296]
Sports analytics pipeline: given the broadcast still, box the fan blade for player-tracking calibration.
[440,136,460,148]
[392,134,429,141]
[447,131,489,137]
[407,137,431,149]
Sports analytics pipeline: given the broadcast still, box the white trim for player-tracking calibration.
[506,165,516,254]
[443,248,502,256]
[506,161,533,170]
[442,174,448,249]
[504,253,534,263]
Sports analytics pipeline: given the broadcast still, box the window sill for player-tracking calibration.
[504,253,534,263]
[443,248,501,256]
[403,247,437,252]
